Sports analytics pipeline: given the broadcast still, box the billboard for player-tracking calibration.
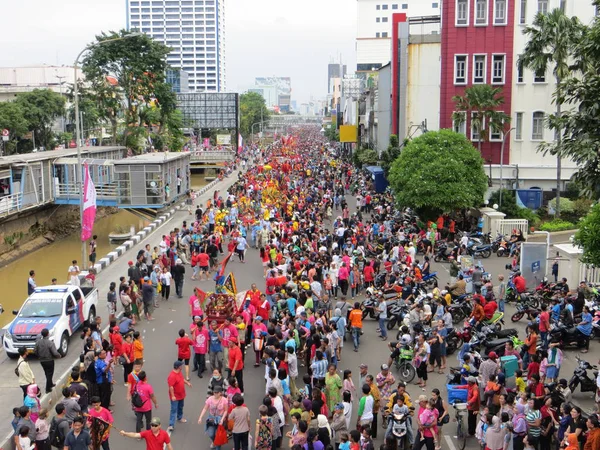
[176,92,239,129]
[520,242,548,289]
[216,134,231,145]
[340,125,358,143]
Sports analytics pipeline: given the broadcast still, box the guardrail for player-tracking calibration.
[190,151,234,162]
[0,192,22,217]
[56,182,117,200]
[496,219,529,238]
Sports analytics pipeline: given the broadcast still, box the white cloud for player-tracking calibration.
[1,0,356,104]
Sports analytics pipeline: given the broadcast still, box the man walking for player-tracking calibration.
[120,417,173,450]
[16,347,35,399]
[141,277,155,321]
[172,259,185,298]
[348,302,363,352]
[191,318,208,378]
[227,339,245,392]
[63,416,91,450]
[167,361,191,432]
[127,370,158,432]
[87,396,114,450]
[34,328,61,393]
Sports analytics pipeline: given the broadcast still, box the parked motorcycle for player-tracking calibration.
[433,244,452,263]
[469,332,513,357]
[467,242,492,259]
[386,303,409,330]
[448,297,473,325]
[510,303,540,323]
[393,345,416,383]
[568,355,599,395]
[421,272,438,288]
[549,322,590,350]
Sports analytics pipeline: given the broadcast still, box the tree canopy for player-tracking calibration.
[574,203,600,267]
[15,89,65,150]
[0,101,29,154]
[388,129,488,218]
[239,92,270,138]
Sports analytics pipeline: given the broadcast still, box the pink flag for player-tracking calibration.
[81,163,97,242]
[238,133,243,153]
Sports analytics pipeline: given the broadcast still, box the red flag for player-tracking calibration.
[217,252,234,278]
[194,287,208,307]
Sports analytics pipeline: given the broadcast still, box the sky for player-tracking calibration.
[0,0,357,104]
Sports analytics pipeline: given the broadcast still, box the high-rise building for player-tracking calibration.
[356,0,440,74]
[327,63,346,93]
[126,0,226,93]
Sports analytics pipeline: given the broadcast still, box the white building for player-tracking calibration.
[126,0,226,93]
[509,0,596,190]
[0,66,79,102]
[356,0,440,73]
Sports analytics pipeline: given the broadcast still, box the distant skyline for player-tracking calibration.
[1,0,357,104]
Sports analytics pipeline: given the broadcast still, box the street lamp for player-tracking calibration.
[499,127,516,209]
[74,32,142,268]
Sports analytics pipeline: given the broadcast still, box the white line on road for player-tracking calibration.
[444,434,458,450]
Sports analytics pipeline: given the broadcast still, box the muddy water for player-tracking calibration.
[0,173,208,328]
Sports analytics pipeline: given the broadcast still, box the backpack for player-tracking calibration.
[130,375,146,408]
[49,417,67,448]
[14,360,23,377]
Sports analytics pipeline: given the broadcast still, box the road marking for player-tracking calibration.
[169,320,173,324]
[444,434,458,450]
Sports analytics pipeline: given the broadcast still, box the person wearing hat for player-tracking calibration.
[120,416,173,450]
[376,364,395,426]
[167,360,192,432]
[171,259,186,299]
[454,376,480,435]
[479,352,499,388]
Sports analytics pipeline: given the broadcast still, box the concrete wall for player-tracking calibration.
[406,37,441,138]
[376,64,392,154]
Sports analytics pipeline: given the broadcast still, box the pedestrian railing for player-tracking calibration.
[580,263,600,285]
[190,151,234,162]
[0,192,22,217]
[496,219,529,238]
[55,182,118,201]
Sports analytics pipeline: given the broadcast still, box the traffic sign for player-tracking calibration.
[2,129,8,137]
[531,261,541,273]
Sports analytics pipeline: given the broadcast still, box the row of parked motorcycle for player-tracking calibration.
[432,231,521,261]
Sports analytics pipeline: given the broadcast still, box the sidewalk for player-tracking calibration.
[0,172,240,449]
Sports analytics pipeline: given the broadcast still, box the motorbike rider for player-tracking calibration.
[385,382,414,444]
[448,275,467,298]
[483,294,498,321]
[513,272,527,294]
[387,328,413,368]
[469,297,485,330]
[575,281,591,316]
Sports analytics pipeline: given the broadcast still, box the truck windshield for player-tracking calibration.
[18,298,63,318]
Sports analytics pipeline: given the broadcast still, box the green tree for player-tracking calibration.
[239,92,270,138]
[353,148,379,168]
[574,203,600,266]
[380,134,401,176]
[81,30,172,151]
[388,130,488,219]
[519,9,585,216]
[0,102,29,154]
[15,89,66,150]
[452,84,511,153]
[324,125,339,142]
[66,81,103,143]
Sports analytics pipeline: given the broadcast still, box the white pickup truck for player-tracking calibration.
[3,285,98,359]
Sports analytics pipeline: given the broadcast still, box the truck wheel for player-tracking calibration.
[59,332,69,357]
[87,306,96,326]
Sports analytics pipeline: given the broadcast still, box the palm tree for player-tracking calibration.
[519,8,585,218]
[452,84,511,154]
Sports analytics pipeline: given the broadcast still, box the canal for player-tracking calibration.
[0,173,207,328]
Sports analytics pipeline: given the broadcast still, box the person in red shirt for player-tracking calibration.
[455,376,480,436]
[363,262,375,287]
[167,361,191,431]
[483,298,498,320]
[227,339,244,392]
[538,304,550,349]
[257,293,271,321]
[197,249,210,281]
[120,416,173,450]
[175,329,194,381]
[513,273,526,293]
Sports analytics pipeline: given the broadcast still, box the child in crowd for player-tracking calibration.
[419,398,440,450]
[515,370,526,394]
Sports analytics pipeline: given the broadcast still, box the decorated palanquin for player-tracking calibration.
[204,291,238,324]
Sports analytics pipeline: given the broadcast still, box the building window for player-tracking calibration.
[456,0,469,25]
[455,55,468,84]
[473,55,486,83]
[492,54,505,83]
[519,0,527,22]
[402,3,408,8]
[490,127,503,141]
[517,58,524,82]
[560,0,566,11]
[382,31,389,37]
[453,112,467,135]
[376,32,381,37]
[382,4,388,9]
[515,112,523,140]
[532,111,544,140]
[377,4,381,9]
[376,17,381,22]
[471,113,484,141]
[534,69,546,83]
[432,2,439,7]
[476,0,488,24]
[392,3,399,8]
[382,16,389,21]
[538,0,548,13]
[494,0,507,24]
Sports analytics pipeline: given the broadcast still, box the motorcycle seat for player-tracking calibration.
[495,328,517,338]
[486,338,511,347]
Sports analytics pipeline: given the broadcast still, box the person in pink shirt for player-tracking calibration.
[128,371,158,432]
[189,291,204,318]
[88,396,114,448]
[191,319,209,378]
[252,317,268,367]
[221,317,239,364]
[338,263,350,297]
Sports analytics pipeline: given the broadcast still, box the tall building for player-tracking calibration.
[254,77,292,112]
[327,63,347,93]
[126,0,226,93]
[356,0,440,74]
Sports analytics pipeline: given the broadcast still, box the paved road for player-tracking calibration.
[0,194,593,450]
[0,172,241,446]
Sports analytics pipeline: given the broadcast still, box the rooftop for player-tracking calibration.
[0,147,125,166]
[113,151,190,165]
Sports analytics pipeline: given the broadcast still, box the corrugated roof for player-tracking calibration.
[0,147,125,166]
[113,152,190,165]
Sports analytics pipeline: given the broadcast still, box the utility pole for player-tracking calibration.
[56,74,66,133]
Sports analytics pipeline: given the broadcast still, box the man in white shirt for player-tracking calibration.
[407,243,416,261]
[68,260,80,286]
[460,234,469,248]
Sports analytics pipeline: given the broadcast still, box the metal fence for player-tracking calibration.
[579,263,600,285]
[495,219,529,238]
[0,192,22,217]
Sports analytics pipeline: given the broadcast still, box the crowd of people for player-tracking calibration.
[10,128,600,450]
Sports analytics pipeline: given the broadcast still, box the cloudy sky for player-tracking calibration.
[1,0,356,104]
